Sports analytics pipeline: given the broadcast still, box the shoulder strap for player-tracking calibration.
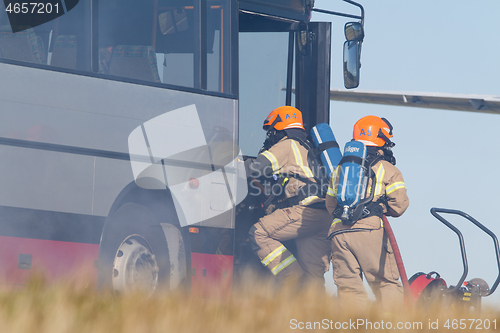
[288,136,313,150]
[312,141,339,157]
[338,155,364,167]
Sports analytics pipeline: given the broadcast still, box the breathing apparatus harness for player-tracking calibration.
[333,151,384,223]
[259,126,326,210]
[327,141,398,239]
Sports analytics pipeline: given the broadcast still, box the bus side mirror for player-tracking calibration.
[343,40,361,89]
[344,22,364,42]
[343,21,363,88]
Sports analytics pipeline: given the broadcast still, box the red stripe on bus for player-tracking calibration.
[190,253,233,299]
[0,236,99,285]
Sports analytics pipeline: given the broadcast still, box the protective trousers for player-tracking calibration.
[249,205,332,289]
[331,227,404,309]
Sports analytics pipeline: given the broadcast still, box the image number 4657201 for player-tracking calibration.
[3,0,79,33]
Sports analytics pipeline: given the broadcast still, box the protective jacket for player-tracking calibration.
[246,134,323,207]
[246,131,331,287]
[326,154,409,232]
[326,149,409,308]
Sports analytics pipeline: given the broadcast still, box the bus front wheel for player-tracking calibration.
[97,203,170,295]
[111,234,160,294]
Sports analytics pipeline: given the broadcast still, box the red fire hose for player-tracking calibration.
[382,215,414,304]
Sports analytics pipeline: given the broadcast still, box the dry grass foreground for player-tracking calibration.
[0,274,498,333]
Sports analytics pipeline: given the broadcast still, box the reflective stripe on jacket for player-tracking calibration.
[247,137,322,206]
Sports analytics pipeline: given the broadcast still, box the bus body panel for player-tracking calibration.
[191,252,233,299]
[0,62,238,219]
[0,236,99,284]
[0,62,239,282]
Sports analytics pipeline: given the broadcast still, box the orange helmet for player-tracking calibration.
[263,106,305,131]
[353,116,394,147]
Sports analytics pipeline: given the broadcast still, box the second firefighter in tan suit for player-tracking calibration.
[326,116,409,309]
[246,106,332,288]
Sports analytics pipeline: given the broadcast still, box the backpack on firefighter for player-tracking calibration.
[333,140,384,225]
[290,123,343,201]
[309,122,343,184]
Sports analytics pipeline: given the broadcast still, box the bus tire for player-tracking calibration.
[96,202,171,295]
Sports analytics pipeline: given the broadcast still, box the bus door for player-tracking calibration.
[235,12,332,279]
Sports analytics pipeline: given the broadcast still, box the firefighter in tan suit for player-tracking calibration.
[246,106,332,289]
[326,116,409,309]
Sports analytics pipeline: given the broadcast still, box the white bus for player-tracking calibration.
[0,0,361,297]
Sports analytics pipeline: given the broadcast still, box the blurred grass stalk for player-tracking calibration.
[0,272,498,333]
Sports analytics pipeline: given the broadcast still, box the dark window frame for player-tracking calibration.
[0,57,237,100]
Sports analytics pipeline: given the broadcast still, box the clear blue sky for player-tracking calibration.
[312,0,500,306]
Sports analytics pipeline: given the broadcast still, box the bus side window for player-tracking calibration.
[94,0,232,93]
[0,0,90,71]
[155,1,229,93]
[108,45,161,83]
[50,35,77,69]
[0,26,46,64]
[206,3,224,93]
[154,6,193,88]
[47,0,91,72]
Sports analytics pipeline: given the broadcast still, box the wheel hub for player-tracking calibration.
[112,236,159,294]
